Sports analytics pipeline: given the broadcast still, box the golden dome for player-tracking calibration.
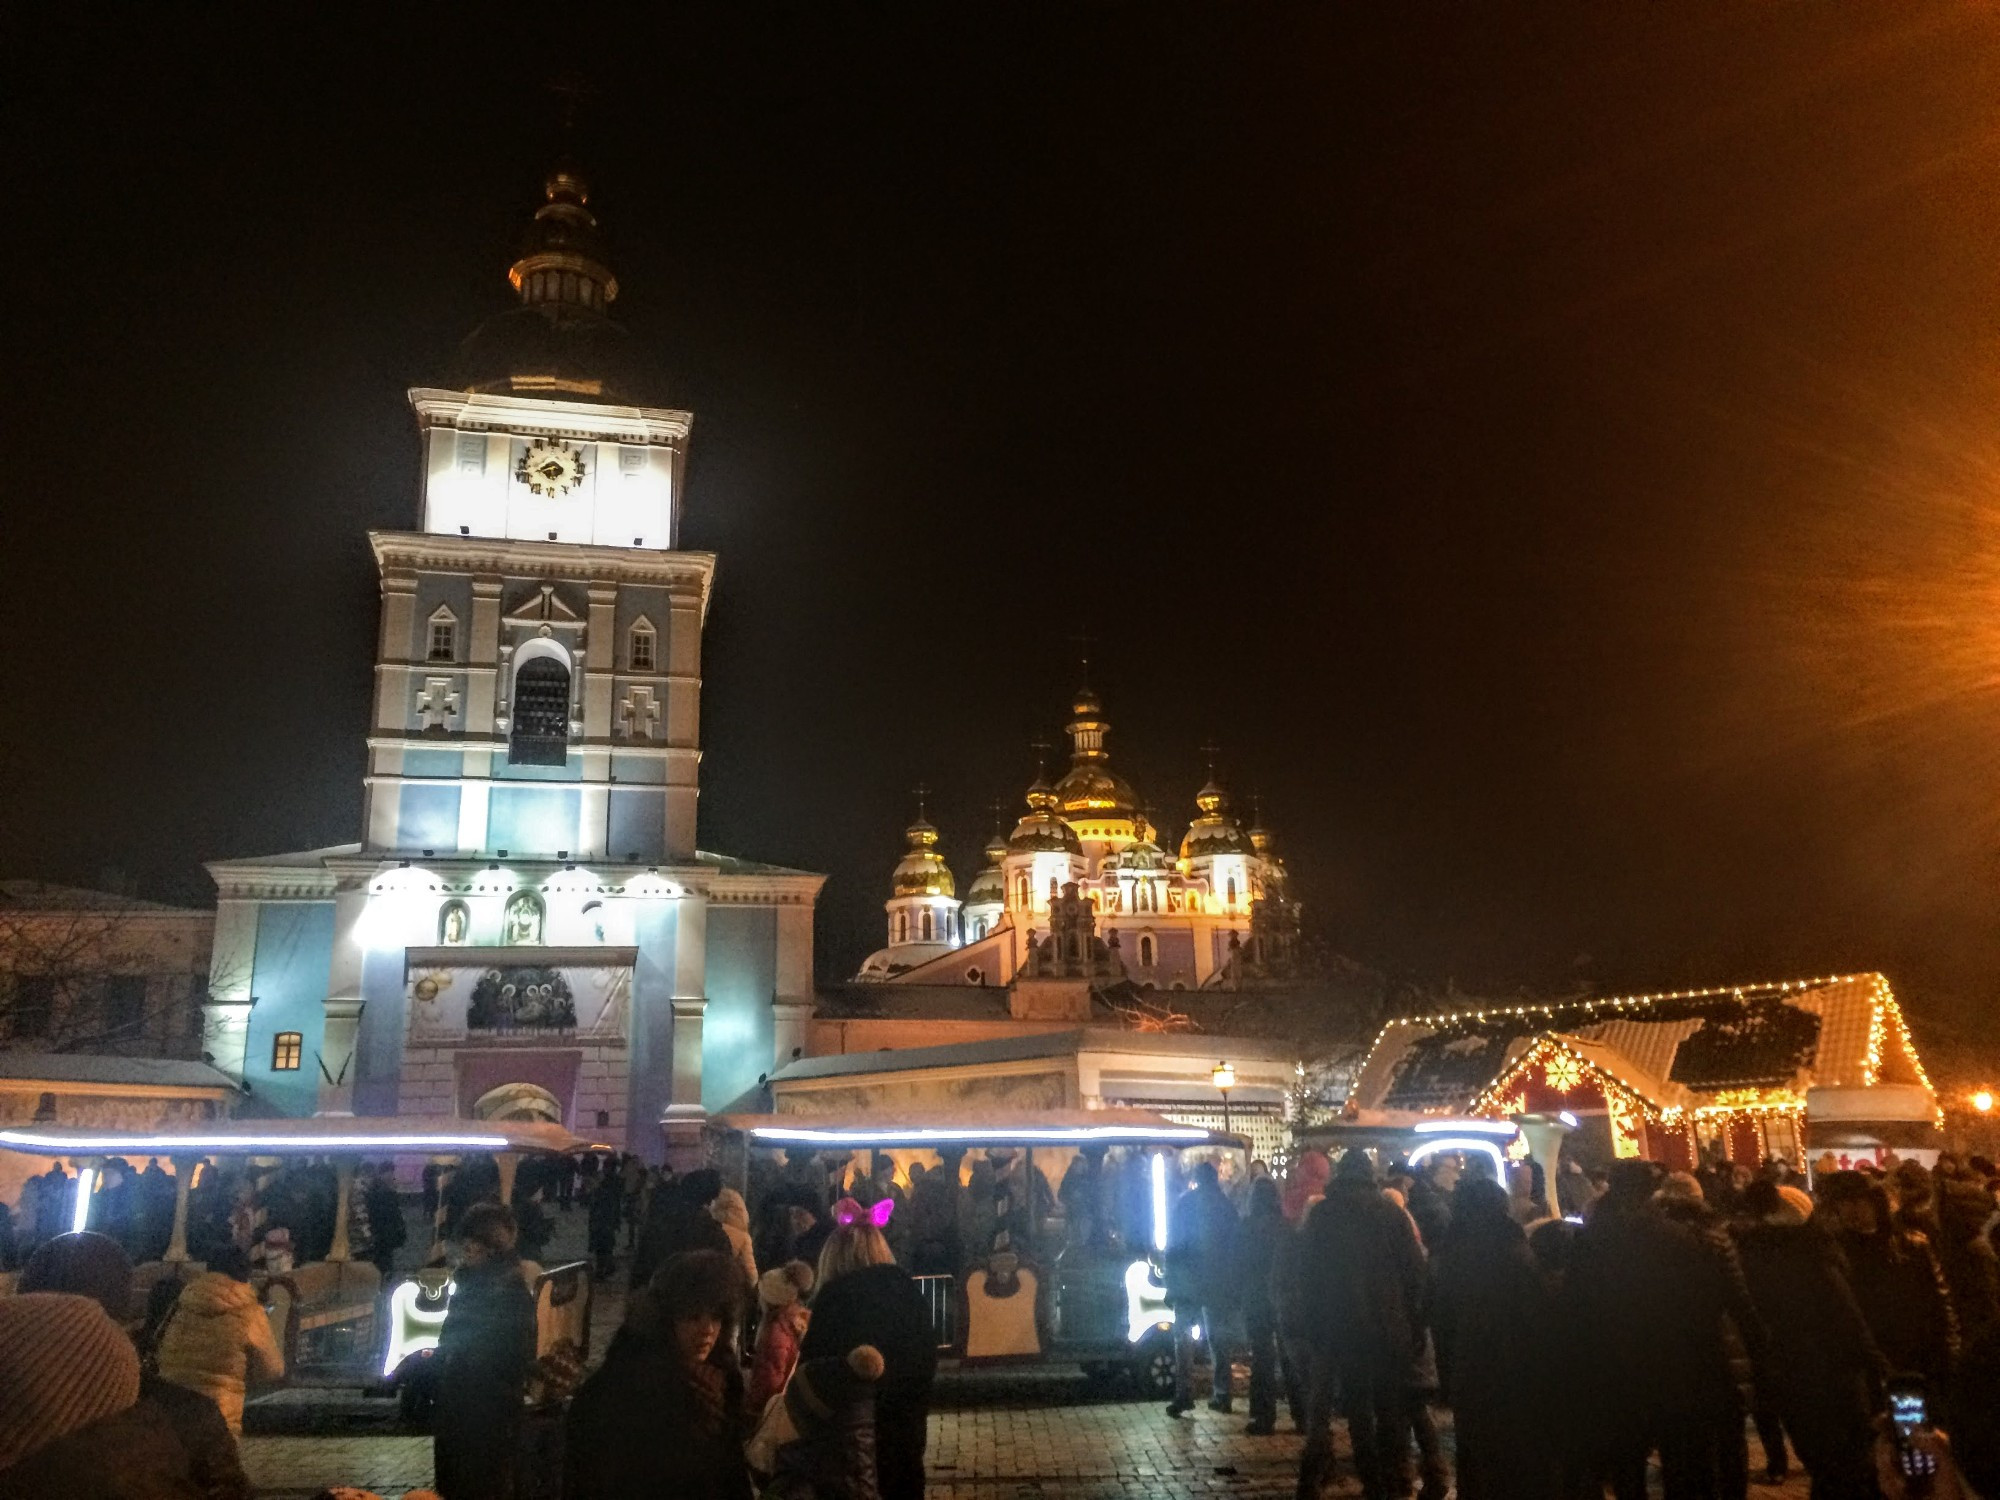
[891,818,955,897]
[1010,776,1081,853]
[1054,762,1139,816]
[1180,781,1254,858]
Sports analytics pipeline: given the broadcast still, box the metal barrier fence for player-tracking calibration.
[912,1273,957,1351]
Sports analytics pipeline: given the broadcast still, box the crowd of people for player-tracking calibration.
[1157,1146,2000,1500]
[3,1137,1996,1500]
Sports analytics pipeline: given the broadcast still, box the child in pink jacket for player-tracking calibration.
[748,1260,816,1414]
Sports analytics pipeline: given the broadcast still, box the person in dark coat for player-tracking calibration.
[1934,1176,2000,1349]
[631,1167,733,1292]
[1290,1149,1426,1500]
[1821,1171,1958,1388]
[587,1167,623,1277]
[361,1163,406,1279]
[19,1231,250,1500]
[907,1157,965,1275]
[1566,1160,1742,1500]
[565,1249,753,1500]
[1731,1179,1886,1500]
[1235,1176,1301,1435]
[1429,1179,1557,1500]
[433,1203,538,1500]
[1164,1160,1241,1417]
[800,1219,938,1500]
[1655,1172,1770,1500]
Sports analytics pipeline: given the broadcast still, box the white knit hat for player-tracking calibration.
[0,1292,141,1471]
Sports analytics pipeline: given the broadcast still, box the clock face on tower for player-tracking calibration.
[516,441,586,498]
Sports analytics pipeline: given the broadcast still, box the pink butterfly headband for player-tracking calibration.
[832,1195,895,1229]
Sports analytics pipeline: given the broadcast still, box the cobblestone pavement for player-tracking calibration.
[243,1365,1822,1499]
[239,1205,1817,1499]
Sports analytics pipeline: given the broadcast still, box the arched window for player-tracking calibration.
[1139,934,1155,967]
[973,918,988,940]
[921,910,934,942]
[438,900,470,945]
[428,606,458,663]
[629,618,656,672]
[582,900,605,943]
[1226,876,1238,905]
[509,655,572,766]
[503,891,544,945]
[896,912,909,944]
[1017,876,1030,908]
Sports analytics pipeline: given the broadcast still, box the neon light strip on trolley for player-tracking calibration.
[746,1125,1216,1147]
[1410,1119,1518,1137]
[0,1129,518,1154]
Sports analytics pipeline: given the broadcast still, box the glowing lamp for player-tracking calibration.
[1974,1089,1995,1114]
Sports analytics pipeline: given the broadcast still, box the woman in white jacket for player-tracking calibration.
[155,1243,285,1435]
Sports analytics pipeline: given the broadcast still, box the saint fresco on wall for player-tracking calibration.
[406,960,629,1039]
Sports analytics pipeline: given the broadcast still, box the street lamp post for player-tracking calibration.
[1212,1060,1236,1136]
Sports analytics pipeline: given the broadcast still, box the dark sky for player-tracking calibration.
[8,8,2000,1058]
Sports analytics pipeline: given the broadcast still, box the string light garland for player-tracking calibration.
[1369,971,1946,1156]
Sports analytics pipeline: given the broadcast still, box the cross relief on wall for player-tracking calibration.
[418,677,460,732]
[617,686,661,739]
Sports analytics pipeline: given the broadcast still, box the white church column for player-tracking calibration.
[661,888,708,1167]
[662,589,703,861]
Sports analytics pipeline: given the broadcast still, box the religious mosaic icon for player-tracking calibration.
[467,966,577,1029]
[516,441,586,497]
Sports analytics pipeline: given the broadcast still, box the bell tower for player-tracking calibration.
[365,162,706,864]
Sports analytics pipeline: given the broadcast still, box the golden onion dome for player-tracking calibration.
[1180,781,1255,858]
[890,818,956,897]
[1010,792,1081,857]
[1054,762,1139,817]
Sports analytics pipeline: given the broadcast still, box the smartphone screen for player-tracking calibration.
[1889,1376,1937,1486]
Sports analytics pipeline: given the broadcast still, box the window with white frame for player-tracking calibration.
[630,619,656,672]
[428,607,457,662]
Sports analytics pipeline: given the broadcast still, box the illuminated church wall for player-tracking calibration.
[241,903,337,1120]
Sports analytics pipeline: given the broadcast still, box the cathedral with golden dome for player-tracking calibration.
[855,687,1300,988]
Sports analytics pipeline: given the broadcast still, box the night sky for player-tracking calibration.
[9,9,2000,1060]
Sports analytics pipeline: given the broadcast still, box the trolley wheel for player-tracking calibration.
[1131,1335,1176,1399]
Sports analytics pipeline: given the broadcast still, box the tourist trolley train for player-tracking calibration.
[708,1108,1249,1396]
[0,1117,610,1407]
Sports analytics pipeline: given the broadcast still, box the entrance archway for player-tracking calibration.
[471,1081,564,1124]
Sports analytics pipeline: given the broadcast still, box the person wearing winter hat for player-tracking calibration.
[753,1344,885,1500]
[20,1230,251,1500]
[565,1248,752,1500]
[154,1242,286,1436]
[0,1291,204,1499]
[749,1259,817,1414]
[710,1185,761,1298]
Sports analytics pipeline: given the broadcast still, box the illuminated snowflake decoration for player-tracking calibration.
[1542,1051,1583,1093]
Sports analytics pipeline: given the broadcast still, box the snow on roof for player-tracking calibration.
[0,1052,237,1091]
[1349,972,1933,1117]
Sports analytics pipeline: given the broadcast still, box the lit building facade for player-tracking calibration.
[202,166,821,1158]
[855,688,1298,989]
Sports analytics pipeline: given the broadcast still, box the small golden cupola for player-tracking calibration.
[961,814,1010,942]
[855,791,965,980]
[1180,763,1256,915]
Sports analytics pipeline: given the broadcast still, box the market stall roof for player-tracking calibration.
[1347,972,1936,1120]
[0,1116,616,1157]
[710,1108,1248,1151]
